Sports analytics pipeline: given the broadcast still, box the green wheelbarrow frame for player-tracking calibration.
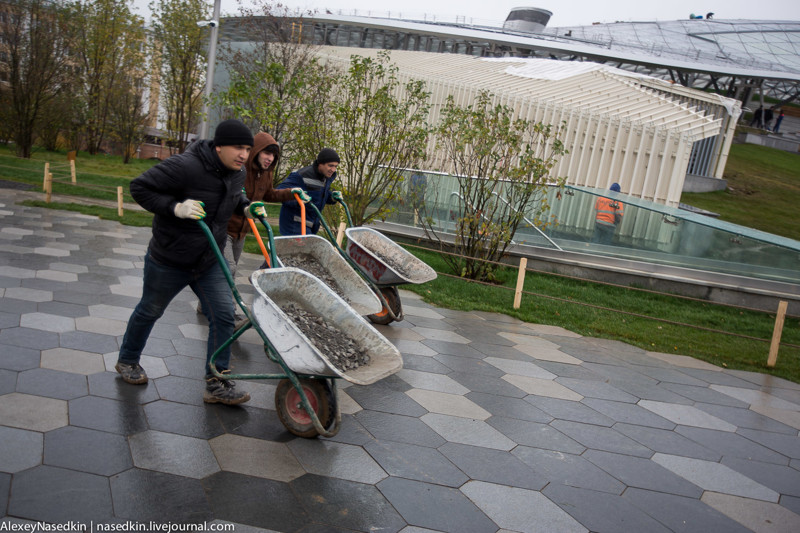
[197,218,342,438]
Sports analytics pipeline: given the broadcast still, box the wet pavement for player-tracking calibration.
[1,187,799,532]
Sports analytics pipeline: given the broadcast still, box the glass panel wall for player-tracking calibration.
[377,170,800,284]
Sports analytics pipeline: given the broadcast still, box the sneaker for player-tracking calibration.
[115,362,148,385]
[204,373,250,405]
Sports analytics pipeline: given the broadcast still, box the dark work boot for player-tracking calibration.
[115,362,148,385]
[204,372,250,405]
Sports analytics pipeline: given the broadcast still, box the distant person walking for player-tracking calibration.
[764,107,774,131]
[773,109,785,133]
[750,106,764,128]
[593,183,624,245]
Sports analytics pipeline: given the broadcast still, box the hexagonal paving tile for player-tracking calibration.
[41,347,105,375]
[0,393,68,432]
[129,430,220,479]
[210,434,305,482]
[111,468,211,523]
[288,439,387,484]
[0,426,43,473]
[406,389,491,419]
[16,368,88,400]
[74,315,128,336]
[0,328,60,351]
[8,465,113,523]
[44,426,132,476]
[4,287,53,302]
[98,258,136,269]
[0,266,35,279]
[48,262,89,274]
[20,312,75,333]
[36,270,79,282]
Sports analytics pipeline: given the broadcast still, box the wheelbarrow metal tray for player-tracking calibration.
[345,227,437,286]
[273,235,382,316]
[250,268,403,386]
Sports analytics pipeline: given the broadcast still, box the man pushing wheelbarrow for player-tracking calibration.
[274,148,436,325]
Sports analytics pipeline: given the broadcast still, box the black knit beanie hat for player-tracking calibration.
[213,119,254,147]
[316,148,340,164]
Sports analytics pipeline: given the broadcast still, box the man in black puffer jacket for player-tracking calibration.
[115,119,264,405]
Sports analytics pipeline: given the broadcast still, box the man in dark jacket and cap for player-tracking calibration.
[276,148,342,236]
[115,119,265,405]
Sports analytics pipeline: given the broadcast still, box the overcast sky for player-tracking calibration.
[132,0,800,27]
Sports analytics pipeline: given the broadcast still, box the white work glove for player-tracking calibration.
[290,188,311,203]
[174,199,205,220]
[245,201,266,219]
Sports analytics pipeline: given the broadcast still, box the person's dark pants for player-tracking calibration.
[593,223,616,245]
[118,253,235,378]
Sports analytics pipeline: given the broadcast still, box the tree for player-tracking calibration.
[424,90,566,282]
[331,51,431,226]
[107,73,148,163]
[2,0,75,158]
[215,0,331,178]
[71,0,145,155]
[36,87,77,151]
[150,0,208,153]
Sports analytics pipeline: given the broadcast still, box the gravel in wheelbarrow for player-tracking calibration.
[281,302,370,372]
[250,268,403,385]
[345,227,437,286]
[273,235,381,316]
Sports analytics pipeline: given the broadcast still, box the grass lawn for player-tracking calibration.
[682,143,800,241]
[402,247,800,383]
[4,141,800,382]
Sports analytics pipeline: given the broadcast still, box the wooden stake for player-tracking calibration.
[45,173,52,203]
[43,162,49,191]
[513,257,528,309]
[117,186,124,217]
[767,300,788,367]
[70,160,76,184]
[336,222,347,247]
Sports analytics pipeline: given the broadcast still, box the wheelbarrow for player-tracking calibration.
[301,195,437,325]
[197,217,402,438]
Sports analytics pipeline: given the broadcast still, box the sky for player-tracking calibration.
[132,0,800,27]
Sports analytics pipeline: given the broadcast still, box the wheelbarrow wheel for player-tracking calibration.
[275,378,335,438]
[368,286,402,325]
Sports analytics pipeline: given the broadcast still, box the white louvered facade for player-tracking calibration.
[314,46,740,207]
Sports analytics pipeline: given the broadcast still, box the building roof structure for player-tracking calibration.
[266,12,800,104]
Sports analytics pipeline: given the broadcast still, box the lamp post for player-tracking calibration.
[198,0,221,140]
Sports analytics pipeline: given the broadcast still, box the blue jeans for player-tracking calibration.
[118,253,235,378]
[593,223,616,245]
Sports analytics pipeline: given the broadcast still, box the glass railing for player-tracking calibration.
[375,170,800,285]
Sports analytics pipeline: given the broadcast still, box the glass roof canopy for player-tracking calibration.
[541,20,800,79]
[287,12,800,101]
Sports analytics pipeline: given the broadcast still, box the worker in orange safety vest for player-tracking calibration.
[593,183,624,245]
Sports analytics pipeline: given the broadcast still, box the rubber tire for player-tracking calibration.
[367,287,402,325]
[275,378,335,438]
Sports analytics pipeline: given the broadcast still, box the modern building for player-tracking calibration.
[216,10,789,206]
[310,46,737,207]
